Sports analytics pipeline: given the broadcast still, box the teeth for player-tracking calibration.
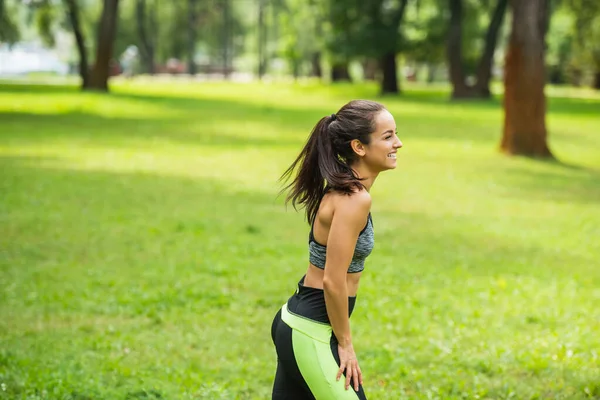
[388,154,396,159]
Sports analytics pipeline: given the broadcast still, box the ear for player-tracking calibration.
[350,139,366,157]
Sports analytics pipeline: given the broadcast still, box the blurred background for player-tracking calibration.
[0,0,598,93]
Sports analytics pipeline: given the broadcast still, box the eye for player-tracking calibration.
[385,135,392,140]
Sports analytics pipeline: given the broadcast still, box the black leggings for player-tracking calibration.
[270,277,367,399]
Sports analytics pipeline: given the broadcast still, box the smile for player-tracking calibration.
[387,153,396,159]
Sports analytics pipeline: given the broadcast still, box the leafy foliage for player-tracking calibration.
[0,0,20,43]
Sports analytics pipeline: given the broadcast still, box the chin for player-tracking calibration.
[386,161,398,170]
[378,164,397,173]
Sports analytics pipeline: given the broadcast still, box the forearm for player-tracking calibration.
[323,277,352,346]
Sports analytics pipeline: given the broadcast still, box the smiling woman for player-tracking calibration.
[272,100,403,399]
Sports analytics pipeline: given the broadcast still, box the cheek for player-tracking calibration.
[365,143,388,159]
[375,142,389,154]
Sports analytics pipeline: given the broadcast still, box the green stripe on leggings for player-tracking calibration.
[281,304,360,399]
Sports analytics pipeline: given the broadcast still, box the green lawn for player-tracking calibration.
[1,79,599,399]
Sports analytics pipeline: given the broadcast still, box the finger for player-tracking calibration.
[353,365,359,391]
[336,363,345,381]
[345,367,352,390]
[357,364,363,385]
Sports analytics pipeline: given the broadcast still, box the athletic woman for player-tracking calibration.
[271,100,403,399]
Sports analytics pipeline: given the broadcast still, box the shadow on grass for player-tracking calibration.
[498,163,600,204]
[1,81,598,117]
[1,82,598,182]
[0,109,305,148]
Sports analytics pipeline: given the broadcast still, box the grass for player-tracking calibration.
[0,78,599,399]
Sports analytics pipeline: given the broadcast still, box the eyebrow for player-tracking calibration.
[381,129,397,136]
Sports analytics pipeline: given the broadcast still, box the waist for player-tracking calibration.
[286,275,357,324]
[305,264,362,296]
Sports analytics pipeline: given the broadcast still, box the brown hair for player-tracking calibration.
[280,99,386,224]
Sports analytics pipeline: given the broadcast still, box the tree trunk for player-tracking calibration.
[449,0,508,99]
[380,52,399,94]
[473,0,508,97]
[447,0,469,98]
[331,62,351,82]
[310,52,322,78]
[86,0,120,91]
[136,0,155,74]
[257,0,266,79]
[222,0,231,78]
[594,70,600,90]
[427,63,436,83]
[187,0,197,75]
[362,59,378,81]
[63,0,89,88]
[377,0,407,94]
[501,0,552,157]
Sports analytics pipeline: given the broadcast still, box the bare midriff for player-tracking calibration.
[303,263,362,297]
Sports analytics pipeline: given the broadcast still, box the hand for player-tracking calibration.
[336,342,363,392]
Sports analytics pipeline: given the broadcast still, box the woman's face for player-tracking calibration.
[361,109,403,172]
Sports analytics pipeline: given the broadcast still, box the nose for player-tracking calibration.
[394,137,403,149]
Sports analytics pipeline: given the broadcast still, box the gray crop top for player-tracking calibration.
[308,213,374,273]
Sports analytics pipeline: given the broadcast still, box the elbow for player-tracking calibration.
[322,274,345,294]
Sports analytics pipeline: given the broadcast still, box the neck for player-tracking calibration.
[351,163,378,192]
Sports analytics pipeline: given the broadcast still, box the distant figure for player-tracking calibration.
[272,100,403,399]
[120,45,139,78]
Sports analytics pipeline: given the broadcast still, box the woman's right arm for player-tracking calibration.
[322,190,371,392]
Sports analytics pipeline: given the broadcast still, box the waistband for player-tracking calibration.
[286,275,357,324]
[281,302,332,343]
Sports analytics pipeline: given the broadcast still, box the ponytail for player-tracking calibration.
[280,114,366,225]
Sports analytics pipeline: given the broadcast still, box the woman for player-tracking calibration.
[271,99,402,399]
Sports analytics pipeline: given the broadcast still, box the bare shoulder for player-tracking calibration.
[330,189,371,220]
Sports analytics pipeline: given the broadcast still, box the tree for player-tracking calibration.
[257,0,267,78]
[404,0,447,83]
[0,0,20,44]
[221,0,232,78]
[378,0,409,93]
[447,0,508,99]
[188,0,197,75]
[86,0,120,91]
[62,0,90,87]
[566,0,600,89]
[500,0,553,157]
[276,0,324,79]
[328,0,411,92]
[135,0,156,74]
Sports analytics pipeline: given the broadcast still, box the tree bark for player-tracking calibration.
[594,71,600,90]
[380,52,398,93]
[136,0,155,74]
[86,0,120,91]
[63,0,89,88]
[501,0,552,157]
[187,0,197,75]
[331,62,351,82]
[473,0,508,97]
